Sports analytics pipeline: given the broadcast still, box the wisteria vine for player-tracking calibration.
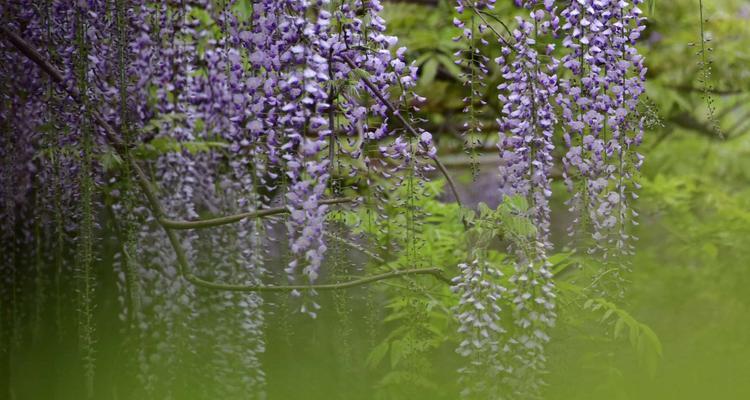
[0,0,648,398]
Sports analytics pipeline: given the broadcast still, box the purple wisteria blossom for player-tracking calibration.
[559,0,646,236]
[453,2,494,177]
[557,0,647,297]
[451,259,508,398]
[1,0,650,396]
[452,0,647,395]
[491,2,559,395]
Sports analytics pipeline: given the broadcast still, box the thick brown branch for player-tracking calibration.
[1,26,67,87]
[160,197,354,230]
[184,267,452,292]
[669,112,722,139]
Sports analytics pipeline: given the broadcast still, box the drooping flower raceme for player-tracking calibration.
[2,0,442,396]
[452,0,646,396]
[453,1,496,177]
[559,0,646,246]
[451,259,508,399]
[493,3,559,395]
[557,0,647,297]
[496,10,558,250]
[2,0,649,397]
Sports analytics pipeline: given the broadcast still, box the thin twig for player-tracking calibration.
[475,9,514,40]
[265,215,387,264]
[472,7,512,47]
[328,51,337,172]
[339,54,465,210]
[324,232,386,264]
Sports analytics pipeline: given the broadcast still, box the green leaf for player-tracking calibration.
[614,317,627,340]
[231,0,253,21]
[639,324,663,377]
[505,195,530,213]
[435,54,463,80]
[100,151,123,172]
[390,339,406,368]
[383,311,410,323]
[629,324,639,348]
[420,58,439,86]
[366,340,390,370]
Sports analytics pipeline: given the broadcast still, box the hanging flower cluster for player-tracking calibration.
[451,259,508,399]
[556,0,646,299]
[495,4,558,249]
[453,0,647,396]
[1,1,120,392]
[496,4,559,396]
[453,0,496,176]
[558,0,646,259]
[1,0,649,397]
[455,0,497,13]
[2,0,438,396]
